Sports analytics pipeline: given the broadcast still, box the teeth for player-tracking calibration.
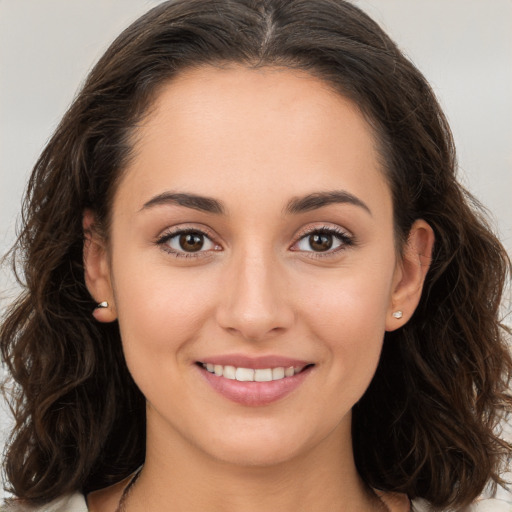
[285,367,295,377]
[235,367,254,381]
[272,367,285,379]
[223,365,236,380]
[202,363,305,381]
[255,368,272,382]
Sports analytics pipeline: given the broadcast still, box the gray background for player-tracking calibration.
[1,0,511,502]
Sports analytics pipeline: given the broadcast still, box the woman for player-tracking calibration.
[1,0,511,510]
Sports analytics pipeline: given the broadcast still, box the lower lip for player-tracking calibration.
[197,364,313,407]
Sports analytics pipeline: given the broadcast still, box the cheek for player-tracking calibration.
[111,254,219,365]
[298,262,395,389]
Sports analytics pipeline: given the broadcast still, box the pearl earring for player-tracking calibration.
[392,310,403,319]
[96,301,109,309]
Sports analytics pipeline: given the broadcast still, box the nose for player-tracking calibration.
[215,248,295,342]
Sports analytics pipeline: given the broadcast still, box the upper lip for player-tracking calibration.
[198,354,313,369]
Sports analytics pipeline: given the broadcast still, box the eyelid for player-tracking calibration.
[155,224,222,257]
[156,222,217,239]
[290,224,355,255]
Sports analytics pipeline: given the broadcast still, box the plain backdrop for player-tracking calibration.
[1,0,511,502]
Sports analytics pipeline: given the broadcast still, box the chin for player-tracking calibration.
[195,419,331,469]
[207,438,305,468]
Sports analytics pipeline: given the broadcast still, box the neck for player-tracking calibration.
[123,415,384,512]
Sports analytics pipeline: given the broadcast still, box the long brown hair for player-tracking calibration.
[1,0,511,509]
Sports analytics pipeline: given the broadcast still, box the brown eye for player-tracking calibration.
[179,232,204,252]
[293,227,353,255]
[160,229,217,255]
[308,233,333,252]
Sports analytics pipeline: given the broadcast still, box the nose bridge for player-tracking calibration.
[217,243,293,341]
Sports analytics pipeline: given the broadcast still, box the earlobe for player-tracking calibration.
[386,219,435,331]
[83,209,117,322]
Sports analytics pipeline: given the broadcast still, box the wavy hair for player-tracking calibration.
[1,0,511,509]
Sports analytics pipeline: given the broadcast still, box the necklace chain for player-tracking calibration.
[114,466,143,512]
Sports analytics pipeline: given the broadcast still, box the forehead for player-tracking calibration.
[117,65,391,215]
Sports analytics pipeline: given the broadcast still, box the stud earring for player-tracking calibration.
[92,300,116,323]
[392,310,403,319]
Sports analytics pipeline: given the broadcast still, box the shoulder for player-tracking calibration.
[2,472,133,512]
[3,493,88,512]
[412,497,512,511]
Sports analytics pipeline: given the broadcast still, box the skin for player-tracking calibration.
[84,65,434,512]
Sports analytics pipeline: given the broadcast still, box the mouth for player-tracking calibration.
[195,358,315,406]
[197,362,313,382]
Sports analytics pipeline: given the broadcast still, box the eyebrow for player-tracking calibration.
[141,192,225,214]
[140,189,371,216]
[285,190,372,216]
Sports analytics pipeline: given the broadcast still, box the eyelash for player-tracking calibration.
[292,225,355,258]
[156,227,220,259]
[155,225,355,259]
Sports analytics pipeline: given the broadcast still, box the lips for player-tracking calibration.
[196,354,314,406]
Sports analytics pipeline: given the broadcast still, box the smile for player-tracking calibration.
[196,359,314,406]
[200,363,306,382]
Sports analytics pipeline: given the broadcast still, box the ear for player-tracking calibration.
[386,219,435,331]
[83,209,117,322]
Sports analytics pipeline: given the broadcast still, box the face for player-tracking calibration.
[85,65,431,469]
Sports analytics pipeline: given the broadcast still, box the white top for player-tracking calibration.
[5,493,512,511]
